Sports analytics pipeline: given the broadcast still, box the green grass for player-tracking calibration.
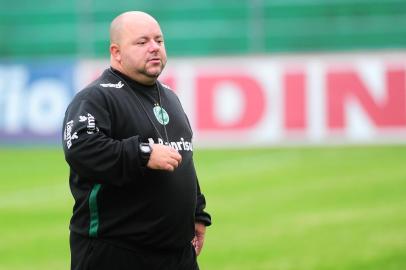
[0,145,405,270]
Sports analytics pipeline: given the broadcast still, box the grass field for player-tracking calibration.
[0,145,405,270]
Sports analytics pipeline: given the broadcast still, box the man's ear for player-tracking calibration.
[110,44,121,62]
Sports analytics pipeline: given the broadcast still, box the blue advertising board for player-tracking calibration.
[0,60,76,144]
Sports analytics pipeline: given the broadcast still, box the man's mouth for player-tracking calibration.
[147,57,161,64]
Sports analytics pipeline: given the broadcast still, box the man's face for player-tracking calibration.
[119,19,167,84]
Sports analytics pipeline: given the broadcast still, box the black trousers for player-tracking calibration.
[70,232,199,270]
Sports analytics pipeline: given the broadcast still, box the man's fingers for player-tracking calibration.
[165,164,175,171]
[166,147,182,170]
[147,144,182,171]
[194,240,202,256]
[169,148,182,163]
[166,157,179,170]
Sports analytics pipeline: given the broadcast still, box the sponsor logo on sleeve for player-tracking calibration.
[79,113,99,134]
[64,120,78,149]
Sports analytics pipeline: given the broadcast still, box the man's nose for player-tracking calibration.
[148,40,160,52]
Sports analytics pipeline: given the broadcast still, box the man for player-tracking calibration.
[62,11,211,270]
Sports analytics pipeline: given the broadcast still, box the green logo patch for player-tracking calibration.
[153,106,169,125]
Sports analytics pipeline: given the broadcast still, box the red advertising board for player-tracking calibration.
[157,53,406,146]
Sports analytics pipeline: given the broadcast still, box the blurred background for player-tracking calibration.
[1,0,406,269]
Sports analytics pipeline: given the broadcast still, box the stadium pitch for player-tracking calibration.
[0,145,405,270]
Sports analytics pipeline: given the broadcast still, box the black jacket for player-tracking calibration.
[62,68,211,251]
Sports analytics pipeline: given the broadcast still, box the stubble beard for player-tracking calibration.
[141,62,165,79]
[145,69,161,79]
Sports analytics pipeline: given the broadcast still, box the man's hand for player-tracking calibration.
[147,144,182,171]
[192,222,206,256]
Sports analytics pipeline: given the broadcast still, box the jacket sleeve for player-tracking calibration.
[62,95,143,186]
[195,179,212,226]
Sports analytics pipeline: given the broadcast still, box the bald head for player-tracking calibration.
[109,11,167,85]
[110,11,160,45]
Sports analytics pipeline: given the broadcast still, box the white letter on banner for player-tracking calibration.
[27,79,70,135]
[1,66,28,134]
